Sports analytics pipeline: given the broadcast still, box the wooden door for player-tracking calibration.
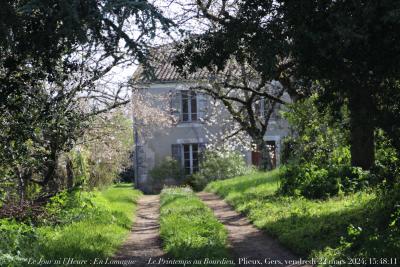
[251,141,276,168]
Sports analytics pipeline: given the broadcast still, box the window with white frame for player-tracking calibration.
[170,89,208,123]
[171,143,205,175]
[181,90,197,122]
[183,143,199,174]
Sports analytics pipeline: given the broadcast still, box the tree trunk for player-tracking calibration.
[257,138,273,171]
[15,167,32,203]
[66,156,74,189]
[16,167,25,204]
[348,90,375,170]
[42,146,59,187]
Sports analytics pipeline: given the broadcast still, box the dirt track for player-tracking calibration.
[197,192,313,267]
[114,193,313,267]
[112,195,168,267]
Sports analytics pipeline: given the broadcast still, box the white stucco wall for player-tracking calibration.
[133,81,291,190]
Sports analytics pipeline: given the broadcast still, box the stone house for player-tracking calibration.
[131,49,290,192]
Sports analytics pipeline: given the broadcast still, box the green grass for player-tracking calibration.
[160,187,233,266]
[205,170,376,257]
[36,184,142,263]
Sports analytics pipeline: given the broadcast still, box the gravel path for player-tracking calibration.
[197,192,313,267]
[112,195,168,267]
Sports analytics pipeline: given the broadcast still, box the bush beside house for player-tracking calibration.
[149,150,254,192]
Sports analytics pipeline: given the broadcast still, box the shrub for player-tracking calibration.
[0,219,39,266]
[0,184,140,266]
[70,150,90,187]
[336,165,370,193]
[281,95,350,167]
[188,150,253,191]
[0,184,141,266]
[188,173,208,191]
[148,157,182,193]
[280,164,337,199]
[37,185,140,260]
[43,190,98,225]
[314,185,400,265]
[279,95,377,199]
[149,156,182,182]
[67,110,135,190]
[280,163,370,199]
[372,130,400,186]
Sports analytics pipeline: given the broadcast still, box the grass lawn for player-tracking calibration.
[205,170,376,258]
[36,184,142,262]
[159,187,233,266]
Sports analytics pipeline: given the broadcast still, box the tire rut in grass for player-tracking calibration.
[197,192,313,267]
[112,195,168,267]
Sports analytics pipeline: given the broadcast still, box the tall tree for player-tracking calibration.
[0,0,172,199]
[174,0,400,170]
[0,0,171,75]
[171,0,300,170]
[186,60,286,170]
[281,0,400,170]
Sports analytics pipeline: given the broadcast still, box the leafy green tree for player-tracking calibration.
[282,95,350,167]
[173,0,292,170]
[0,0,171,76]
[175,0,400,171]
[0,0,172,201]
[281,0,400,170]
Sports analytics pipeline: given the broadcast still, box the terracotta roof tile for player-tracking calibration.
[132,45,217,84]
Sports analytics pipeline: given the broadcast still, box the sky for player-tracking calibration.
[106,0,211,89]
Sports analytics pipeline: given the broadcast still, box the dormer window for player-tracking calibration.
[181,91,197,122]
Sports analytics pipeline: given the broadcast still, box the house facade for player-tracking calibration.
[132,54,291,193]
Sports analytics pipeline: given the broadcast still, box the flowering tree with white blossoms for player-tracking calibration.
[188,59,287,170]
[201,96,253,152]
[131,87,176,139]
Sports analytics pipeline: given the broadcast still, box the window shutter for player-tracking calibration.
[169,90,181,122]
[171,144,182,167]
[197,93,208,121]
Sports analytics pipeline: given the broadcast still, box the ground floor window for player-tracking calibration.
[172,143,204,175]
[183,144,199,174]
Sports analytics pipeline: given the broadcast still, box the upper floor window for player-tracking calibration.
[170,89,207,123]
[181,91,197,122]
